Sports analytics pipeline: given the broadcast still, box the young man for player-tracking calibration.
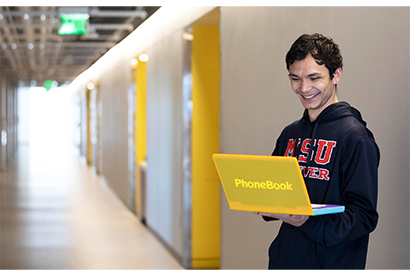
[254,33,380,269]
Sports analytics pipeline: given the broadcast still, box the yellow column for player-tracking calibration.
[191,25,220,269]
[135,56,148,216]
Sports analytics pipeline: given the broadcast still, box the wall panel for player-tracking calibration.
[146,30,185,259]
[99,56,133,209]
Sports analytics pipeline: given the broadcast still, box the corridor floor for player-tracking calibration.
[0,144,183,269]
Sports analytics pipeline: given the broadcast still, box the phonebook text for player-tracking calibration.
[235,179,293,191]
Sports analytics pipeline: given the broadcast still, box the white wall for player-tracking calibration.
[99,55,134,208]
[220,7,409,269]
[145,30,185,258]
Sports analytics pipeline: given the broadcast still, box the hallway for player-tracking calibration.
[0,143,183,269]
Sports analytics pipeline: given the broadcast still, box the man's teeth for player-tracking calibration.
[304,94,316,99]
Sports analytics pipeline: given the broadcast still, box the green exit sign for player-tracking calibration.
[44,80,58,91]
[58,14,90,35]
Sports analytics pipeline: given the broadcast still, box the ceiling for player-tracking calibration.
[0,6,159,87]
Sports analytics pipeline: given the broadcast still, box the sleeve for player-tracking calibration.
[271,137,281,156]
[298,136,380,246]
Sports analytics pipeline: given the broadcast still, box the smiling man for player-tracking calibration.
[288,52,342,122]
[254,34,380,269]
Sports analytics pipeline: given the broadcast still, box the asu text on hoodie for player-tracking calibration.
[265,102,380,269]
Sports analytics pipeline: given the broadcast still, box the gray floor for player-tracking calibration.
[0,144,183,269]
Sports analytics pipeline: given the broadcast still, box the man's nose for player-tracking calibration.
[300,79,311,93]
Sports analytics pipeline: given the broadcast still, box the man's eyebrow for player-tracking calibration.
[288,72,322,78]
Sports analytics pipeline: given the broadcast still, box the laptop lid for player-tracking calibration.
[212,153,344,216]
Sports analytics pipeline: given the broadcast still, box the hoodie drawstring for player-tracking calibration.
[296,120,331,203]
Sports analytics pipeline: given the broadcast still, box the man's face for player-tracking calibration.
[288,53,341,121]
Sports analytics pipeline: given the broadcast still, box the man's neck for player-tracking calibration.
[308,97,339,122]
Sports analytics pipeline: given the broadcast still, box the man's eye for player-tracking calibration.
[311,77,321,81]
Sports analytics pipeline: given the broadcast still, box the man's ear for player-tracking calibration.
[332,67,342,84]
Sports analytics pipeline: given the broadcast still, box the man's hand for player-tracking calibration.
[254,212,309,227]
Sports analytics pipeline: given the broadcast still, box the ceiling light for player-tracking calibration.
[87,82,95,90]
[130,57,138,68]
[182,32,194,41]
[11,43,17,49]
[41,14,46,21]
[138,53,149,62]
[24,13,29,20]
[28,43,34,50]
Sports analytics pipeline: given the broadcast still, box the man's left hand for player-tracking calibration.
[254,212,309,227]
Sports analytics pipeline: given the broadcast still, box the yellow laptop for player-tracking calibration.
[212,153,344,216]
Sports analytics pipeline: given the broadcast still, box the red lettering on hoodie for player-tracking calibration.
[315,140,337,165]
[298,139,311,163]
[285,139,296,157]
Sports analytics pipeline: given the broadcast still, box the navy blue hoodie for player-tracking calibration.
[265,102,380,269]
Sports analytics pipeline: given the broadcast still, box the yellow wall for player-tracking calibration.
[191,25,220,269]
[135,57,148,216]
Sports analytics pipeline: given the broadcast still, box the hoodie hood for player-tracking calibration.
[297,101,368,152]
[302,101,367,127]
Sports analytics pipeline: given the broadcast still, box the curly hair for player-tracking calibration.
[285,33,343,79]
